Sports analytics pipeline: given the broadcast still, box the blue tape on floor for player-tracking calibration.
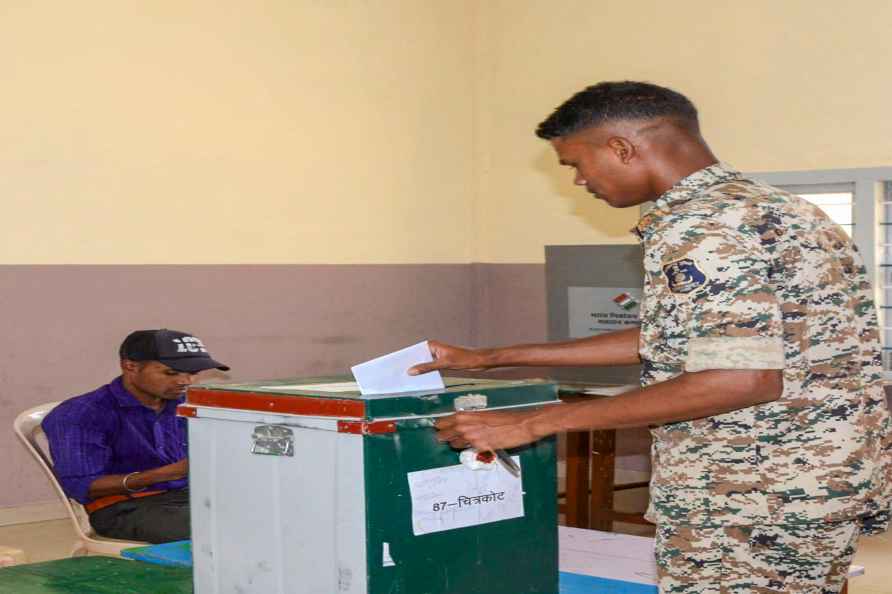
[121,540,192,568]
[560,570,658,593]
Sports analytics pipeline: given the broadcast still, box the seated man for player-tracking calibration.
[43,328,229,544]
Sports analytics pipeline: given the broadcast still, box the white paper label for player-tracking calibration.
[406,458,524,536]
[568,286,642,338]
[382,542,395,567]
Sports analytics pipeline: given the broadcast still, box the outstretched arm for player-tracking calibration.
[435,368,783,452]
[409,327,641,375]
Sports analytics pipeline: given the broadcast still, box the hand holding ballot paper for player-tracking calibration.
[352,341,521,476]
[405,341,548,454]
[351,341,445,395]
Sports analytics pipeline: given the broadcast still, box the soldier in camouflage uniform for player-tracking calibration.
[411,81,892,593]
[638,163,891,592]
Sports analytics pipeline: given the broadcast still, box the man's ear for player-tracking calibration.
[606,136,636,164]
[121,359,140,373]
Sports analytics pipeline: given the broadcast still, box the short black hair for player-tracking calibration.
[119,330,160,361]
[535,81,699,140]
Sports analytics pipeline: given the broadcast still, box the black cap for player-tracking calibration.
[119,329,230,373]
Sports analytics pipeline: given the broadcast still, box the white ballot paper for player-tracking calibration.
[351,340,444,395]
[407,457,524,536]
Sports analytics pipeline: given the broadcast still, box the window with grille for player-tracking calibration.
[878,181,892,372]
[794,189,854,237]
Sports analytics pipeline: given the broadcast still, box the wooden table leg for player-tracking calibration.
[841,581,848,594]
[589,429,617,531]
[564,430,590,528]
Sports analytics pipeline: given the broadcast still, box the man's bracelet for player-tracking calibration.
[122,472,147,494]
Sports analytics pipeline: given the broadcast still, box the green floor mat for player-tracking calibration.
[0,556,192,594]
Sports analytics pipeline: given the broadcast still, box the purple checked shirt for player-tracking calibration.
[42,376,188,504]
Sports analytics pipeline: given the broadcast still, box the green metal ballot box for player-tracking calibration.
[180,377,559,594]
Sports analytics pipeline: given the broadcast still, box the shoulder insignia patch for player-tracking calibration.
[663,258,707,294]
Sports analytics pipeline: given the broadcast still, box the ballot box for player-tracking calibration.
[180,377,559,594]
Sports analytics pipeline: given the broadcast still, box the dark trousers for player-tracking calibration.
[89,488,190,544]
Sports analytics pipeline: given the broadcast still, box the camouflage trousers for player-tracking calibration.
[655,521,860,593]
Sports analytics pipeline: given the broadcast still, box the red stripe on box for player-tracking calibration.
[337,420,397,434]
[176,405,198,418]
[186,388,366,418]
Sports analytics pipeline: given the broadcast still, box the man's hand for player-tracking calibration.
[435,409,544,451]
[159,458,188,481]
[87,458,189,499]
[408,341,490,375]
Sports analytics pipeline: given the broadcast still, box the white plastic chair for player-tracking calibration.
[13,402,147,556]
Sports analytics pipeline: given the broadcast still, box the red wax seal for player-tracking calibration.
[475,450,495,464]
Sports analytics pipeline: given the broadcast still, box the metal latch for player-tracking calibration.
[251,425,294,457]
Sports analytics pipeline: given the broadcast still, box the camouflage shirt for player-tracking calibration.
[635,163,892,529]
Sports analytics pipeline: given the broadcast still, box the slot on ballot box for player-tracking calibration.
[179,376,560,594]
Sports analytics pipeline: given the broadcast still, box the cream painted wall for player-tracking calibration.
[473,0,892,263]
[3,2,891,265]
[0,1,475,264]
